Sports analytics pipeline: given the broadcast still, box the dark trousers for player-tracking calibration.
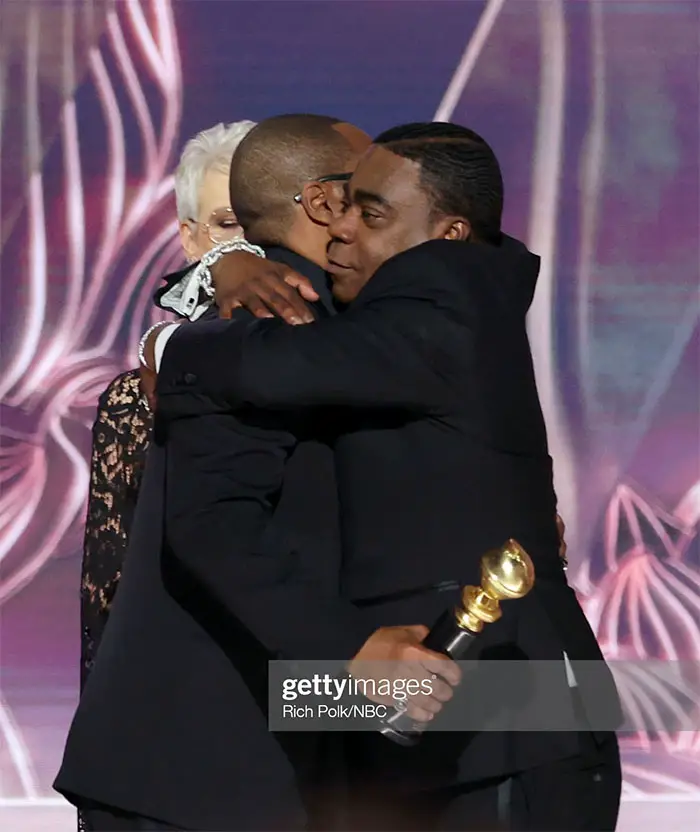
[346,733,621,831]
[79,795,310,831]
[440,733,621,831]
[512,737,621,831]
[80,802,183,831]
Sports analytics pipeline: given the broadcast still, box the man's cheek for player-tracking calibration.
[367,242,392,279]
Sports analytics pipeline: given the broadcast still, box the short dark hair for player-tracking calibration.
[229,113,353,245]
[373,122,503,243]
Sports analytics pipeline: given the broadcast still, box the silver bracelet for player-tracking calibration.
[138,321,173,368]
[193,238,266,299]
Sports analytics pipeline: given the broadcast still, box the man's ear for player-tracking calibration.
[436,217,471,242]
[298,181,334,226]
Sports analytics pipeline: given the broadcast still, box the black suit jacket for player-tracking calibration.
[53,249,352,830]
[155,237,621,787]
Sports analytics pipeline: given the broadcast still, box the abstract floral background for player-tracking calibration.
[0,1,698,828]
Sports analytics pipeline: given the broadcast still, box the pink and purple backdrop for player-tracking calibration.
[1,1,698,829]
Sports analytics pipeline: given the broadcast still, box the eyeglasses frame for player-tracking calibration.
[187,207,240,246]
[293,172,353,204]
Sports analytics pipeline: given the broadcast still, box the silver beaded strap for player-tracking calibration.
[138,321,174,368]
[192,238,266,299]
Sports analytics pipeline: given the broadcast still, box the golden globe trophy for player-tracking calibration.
[378,539,535,746]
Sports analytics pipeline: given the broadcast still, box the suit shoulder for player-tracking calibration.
[379,240,459,280]
[369,239,540,317]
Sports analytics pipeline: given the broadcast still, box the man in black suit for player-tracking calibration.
[54,115,456,832]
[150,121,622,831]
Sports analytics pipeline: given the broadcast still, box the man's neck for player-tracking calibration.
[262,244,319,266]
[291,247,327,271]
[250,227,326,271]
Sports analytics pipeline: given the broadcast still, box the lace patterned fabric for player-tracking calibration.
[80,369,152,689]
[78,370,152,830]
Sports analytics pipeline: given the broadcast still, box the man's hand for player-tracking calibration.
[556,514,568,565]
[348,625,461,723]
[212,251,319,324]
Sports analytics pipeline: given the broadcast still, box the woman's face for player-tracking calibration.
[179,167,243,262]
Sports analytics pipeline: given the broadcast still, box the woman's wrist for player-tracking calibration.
[193,239,266,298]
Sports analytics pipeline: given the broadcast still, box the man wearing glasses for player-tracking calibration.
[55,114,377,832]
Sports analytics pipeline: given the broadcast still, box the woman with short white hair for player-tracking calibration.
[79,120,255,707]
[175,120,255,262]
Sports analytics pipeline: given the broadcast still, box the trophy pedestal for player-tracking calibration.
[422,609,479,657]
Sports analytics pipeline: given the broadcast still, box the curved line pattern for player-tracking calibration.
[0,0,182,620]
[576,0,607,416]
[0,694,39,798]
[433,0,506,122]
[0,1,183,796]
[432,0,700,797]
[524,0,579,551]
[0,0,697,804]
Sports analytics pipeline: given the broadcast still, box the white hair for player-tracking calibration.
[174,120,256,221]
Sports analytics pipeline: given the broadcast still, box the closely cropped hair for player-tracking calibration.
[229,113,349,246]
[374,122,503,243]
[174,121,256,221]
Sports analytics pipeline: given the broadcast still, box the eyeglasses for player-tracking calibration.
[293,173,352,204]
[188,207,242,245]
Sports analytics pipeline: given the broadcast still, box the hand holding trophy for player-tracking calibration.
[377,538,535,746]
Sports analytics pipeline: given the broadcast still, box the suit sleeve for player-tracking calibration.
[156,255,464,416]
[163,412,376,662]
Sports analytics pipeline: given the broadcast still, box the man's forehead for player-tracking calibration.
[350,145,421,195]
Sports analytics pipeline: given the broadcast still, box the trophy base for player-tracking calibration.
[376,722,420,747]
[377,703,429,746]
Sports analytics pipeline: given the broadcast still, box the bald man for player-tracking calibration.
[54,115,379,832]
